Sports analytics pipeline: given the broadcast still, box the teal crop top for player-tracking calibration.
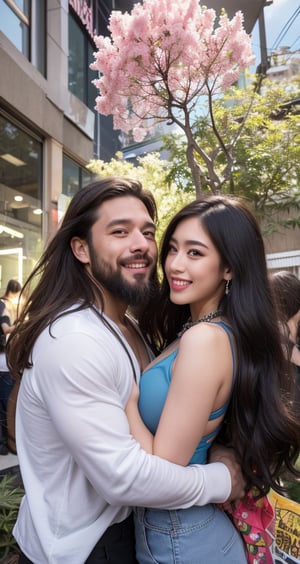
[138,321,235,465]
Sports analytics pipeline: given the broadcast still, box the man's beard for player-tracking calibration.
[90,250,154,307]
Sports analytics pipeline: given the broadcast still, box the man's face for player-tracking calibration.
[89,196,158,306]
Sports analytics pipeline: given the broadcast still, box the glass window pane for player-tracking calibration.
[68,15,85,102]
[87,41,96,111]
[63,156,94,197]
[0,116,43,229]
[0,0,29,57]
[63,156,80,197]
[32,0,46,75]
[0,114,43,288]
[81,167,94,188]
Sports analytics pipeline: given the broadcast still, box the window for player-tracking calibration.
[68,6,100,155]
[59,155,94,223]
[68,11,95,108]
[68,0,125,160]
[63,155,94,197]
[68,15,85,102]
[0,0,46,75]
[0,0,30,58]
[0,112,43,286]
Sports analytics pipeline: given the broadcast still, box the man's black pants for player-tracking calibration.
[18,513,138,563]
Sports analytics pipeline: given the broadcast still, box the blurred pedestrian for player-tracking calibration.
[0,279,22,454]
[270,270,300,407]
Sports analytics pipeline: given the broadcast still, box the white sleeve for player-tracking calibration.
[37,331,231,508]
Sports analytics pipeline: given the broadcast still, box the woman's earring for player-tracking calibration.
[225,280,230,295]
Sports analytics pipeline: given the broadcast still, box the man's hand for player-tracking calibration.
[210,444,246,504]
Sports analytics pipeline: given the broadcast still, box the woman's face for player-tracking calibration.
[164,216,230,320]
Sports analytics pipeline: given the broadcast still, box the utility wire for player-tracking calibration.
[270,6,300,51]
[290,33,300,50]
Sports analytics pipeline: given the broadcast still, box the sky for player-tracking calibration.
[251,0,300,68]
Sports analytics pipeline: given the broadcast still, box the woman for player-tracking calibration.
[269,270,300,406]
[0,279,22,323]
[126,196,300,564]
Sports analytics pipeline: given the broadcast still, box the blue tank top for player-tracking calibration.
[138,322,235,465]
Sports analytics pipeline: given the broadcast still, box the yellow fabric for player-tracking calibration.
[268,489,300,561]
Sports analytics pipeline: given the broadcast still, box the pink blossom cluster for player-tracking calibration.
[91,0,255,142]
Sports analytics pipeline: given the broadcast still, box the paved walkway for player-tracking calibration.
[0,452,18,472]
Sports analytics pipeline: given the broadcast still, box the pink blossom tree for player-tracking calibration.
[91,0,255,196]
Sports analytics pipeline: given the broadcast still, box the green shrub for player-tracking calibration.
[285,456,300,504]
[0,475,24,562]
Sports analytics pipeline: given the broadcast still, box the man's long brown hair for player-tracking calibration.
[7,177,159,379]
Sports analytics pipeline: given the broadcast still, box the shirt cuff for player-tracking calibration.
[194,461,231,505]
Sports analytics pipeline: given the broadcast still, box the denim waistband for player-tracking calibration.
[134,504,215,531]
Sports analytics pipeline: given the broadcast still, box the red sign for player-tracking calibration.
[69,0,95,39]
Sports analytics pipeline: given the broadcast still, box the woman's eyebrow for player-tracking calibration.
[170,236,209,249]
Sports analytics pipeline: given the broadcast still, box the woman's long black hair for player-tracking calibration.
[142,195,300,496]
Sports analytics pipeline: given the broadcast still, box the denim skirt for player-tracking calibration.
[134,504,247,564]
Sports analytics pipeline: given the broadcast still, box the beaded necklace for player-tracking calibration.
[177,309,222,338]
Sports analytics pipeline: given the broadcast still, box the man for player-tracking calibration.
[0,280,22,454]
[8,178,244,564]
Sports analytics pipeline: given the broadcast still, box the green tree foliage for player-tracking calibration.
[162,76,300,233]
[88,77,299,236]
[0,475,24,560]
[87,152,193,245]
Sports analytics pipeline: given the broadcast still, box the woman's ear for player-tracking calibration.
[70,237,90,264]
[223,266,232,281]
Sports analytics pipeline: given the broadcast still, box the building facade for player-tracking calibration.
[0,1,299,288]
[0,0,130,289]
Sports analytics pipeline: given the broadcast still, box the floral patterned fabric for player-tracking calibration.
[231,489,275,564]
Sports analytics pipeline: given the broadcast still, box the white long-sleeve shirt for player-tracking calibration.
[14,307,231,563]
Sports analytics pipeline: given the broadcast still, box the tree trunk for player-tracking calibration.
[186,144,202,198]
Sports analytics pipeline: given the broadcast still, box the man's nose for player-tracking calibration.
[130,230,150,252]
